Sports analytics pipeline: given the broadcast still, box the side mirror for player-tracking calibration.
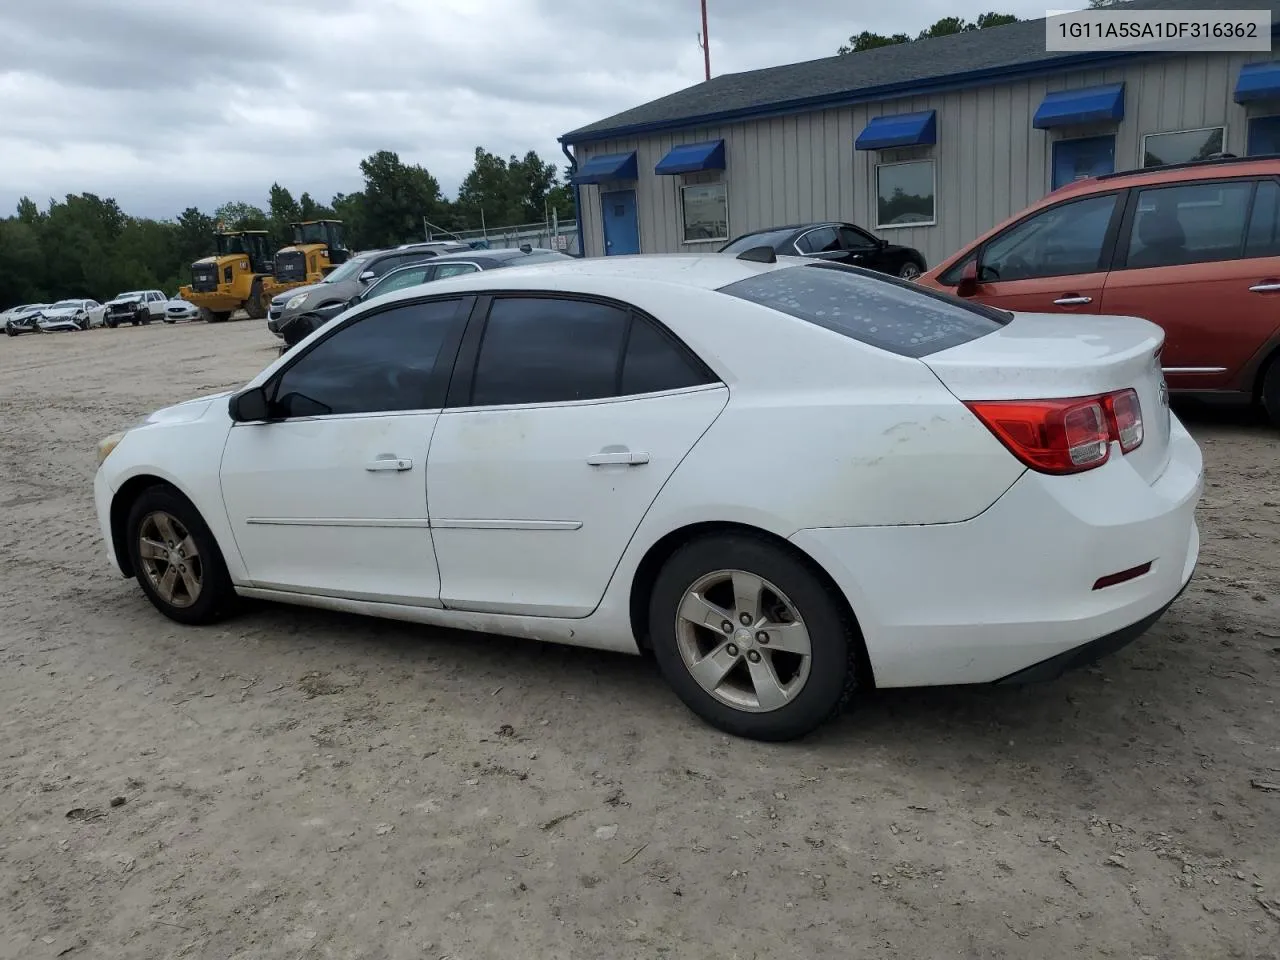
[359,270,377,283]
[228,386,272,423]
[955,258,980,298]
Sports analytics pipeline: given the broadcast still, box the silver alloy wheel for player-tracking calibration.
[674,569,813,713]
[137,511,203,608]
[899,263,922,281]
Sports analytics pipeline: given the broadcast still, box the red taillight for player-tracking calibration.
[965,388,1144,475]
[1103,387,1144,453]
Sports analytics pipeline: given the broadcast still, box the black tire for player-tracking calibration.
[647,533,863,742]
[898,261,923,281]
[125,485,238,625]
[1262,355,1280,428]
[5,327,16,337]
[244,279,267,320]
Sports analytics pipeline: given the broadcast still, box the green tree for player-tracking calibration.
[267,182,301,249]
[838,30,910,54]
[213,201,268,231]
[455,148,562,227]
[839,12,1019,54]
[355,150,448,247]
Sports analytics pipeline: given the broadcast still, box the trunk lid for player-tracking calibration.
[923,311,1172,483]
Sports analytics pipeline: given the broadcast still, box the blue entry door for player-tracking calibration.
[1052,135,1116,190]
[601,190,640,256]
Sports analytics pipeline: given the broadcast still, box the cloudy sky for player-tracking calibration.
[1,0,1068,221]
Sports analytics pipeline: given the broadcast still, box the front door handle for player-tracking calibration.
[1249,281,1280,292]
[1053,295,1093,306]
[586,450,650,466]
[366,456,413,472]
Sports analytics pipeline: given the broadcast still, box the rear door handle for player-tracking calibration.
[1249,281,1280,292]
[586,450,650,466]
[1053,295,1093,305]
[365,456,413,472]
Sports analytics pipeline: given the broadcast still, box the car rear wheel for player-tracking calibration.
[125,485,238,625]
[898,262,922,281]
[647,533,863,741]
[1262,355,1280,428]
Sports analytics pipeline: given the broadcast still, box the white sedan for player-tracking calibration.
[36,298,106,331]
[92,253,1203,741]
[164,296,200,323]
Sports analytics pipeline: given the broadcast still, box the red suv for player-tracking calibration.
[919,156,1280,425]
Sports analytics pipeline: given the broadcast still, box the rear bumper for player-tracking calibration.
[790,414,1203,688]
[994,576,1189,684]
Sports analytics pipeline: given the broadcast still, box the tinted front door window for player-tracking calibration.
[273,300,464,417]
[981,193,1118,281]
[838,226,878,251]
[470,298,629,406]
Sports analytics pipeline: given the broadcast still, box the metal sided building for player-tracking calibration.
[559,0,1280,268]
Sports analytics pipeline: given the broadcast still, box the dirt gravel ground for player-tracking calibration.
[0,319,1277,960]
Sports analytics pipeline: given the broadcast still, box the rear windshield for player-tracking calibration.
[718,229,796,254]
[718,262,1011,358]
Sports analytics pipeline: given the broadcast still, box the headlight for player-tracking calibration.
[96,431,127,466]
[286,294,309,310]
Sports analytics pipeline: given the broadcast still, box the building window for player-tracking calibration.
[1141,126,1225,167]
[1052,135,1116,190]
[681,182,728,243]
[875,160,936,229]
[1247,116,1280,156]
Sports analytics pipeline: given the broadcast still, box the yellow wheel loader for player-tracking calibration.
[271,219,351,287]
[179,230,285,322]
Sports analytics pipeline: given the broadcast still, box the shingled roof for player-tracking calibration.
[561,0,1280,144]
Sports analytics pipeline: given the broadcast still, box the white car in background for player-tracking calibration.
[164,296,200,323]
[92,253,1202,741]
[37,298,106,332]
[3,303,51,336]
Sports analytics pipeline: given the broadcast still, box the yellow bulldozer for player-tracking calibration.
[180,229,287,323]
[271,219,351,286]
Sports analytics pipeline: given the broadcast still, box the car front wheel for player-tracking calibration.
[125,485,238,625]
[648,533,863,741]
[898,262,922,281]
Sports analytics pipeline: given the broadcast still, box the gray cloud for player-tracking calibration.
[0,0,1061,220]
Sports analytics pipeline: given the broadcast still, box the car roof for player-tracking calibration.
[1047,155,1280,200]
[736,222,844,236]
[368,253,794,311]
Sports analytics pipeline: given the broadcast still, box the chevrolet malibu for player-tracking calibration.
[93,253,1203,741]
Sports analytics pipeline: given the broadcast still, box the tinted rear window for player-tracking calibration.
[718,229,796,254]
[718,262,1010,358]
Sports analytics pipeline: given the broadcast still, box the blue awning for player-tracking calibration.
[1033,83,1125,129]
[854,110,937,151]
[572,151,638,184]
[654,139,726,175]
[1235,61,1280,103]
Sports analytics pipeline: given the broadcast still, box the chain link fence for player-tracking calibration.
[424,218,580,256]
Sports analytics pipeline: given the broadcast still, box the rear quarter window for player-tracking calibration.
[718,262,1009,358]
